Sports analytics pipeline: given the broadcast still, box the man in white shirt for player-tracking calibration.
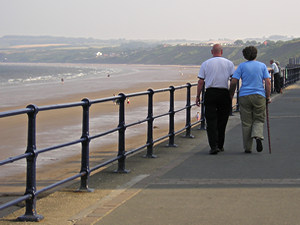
[196,44,235,154]
[270,59,281,93]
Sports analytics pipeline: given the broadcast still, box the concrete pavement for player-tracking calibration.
[1,81,300,225]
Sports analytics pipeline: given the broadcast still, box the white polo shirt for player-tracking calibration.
[271,62,279,74]
[198,57,235,89]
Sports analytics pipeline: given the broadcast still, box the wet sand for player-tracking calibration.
[0,64,200,194]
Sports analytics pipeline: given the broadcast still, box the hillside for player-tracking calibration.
[0,36,299,66]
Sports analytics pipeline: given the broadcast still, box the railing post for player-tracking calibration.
[235,81,240,112]
[229,78,233,116]
[18,105,44,222]
[184,83,194,138]
[290,68,294,84]
[292,68,296,83]
[295,67,300,82]
[145,89,156,158]
[284,68,287,87]
[286,67,290,86]
[199,84,206,130]
[78,98,94,192]
[270,72,274,93]
[115,93,130,173]
[167,86,177,147]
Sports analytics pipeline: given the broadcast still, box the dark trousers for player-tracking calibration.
[204,88,231,150]
[274,73,281,93]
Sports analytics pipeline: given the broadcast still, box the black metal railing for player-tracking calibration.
[0,82,206,221]
[283,66,300,87]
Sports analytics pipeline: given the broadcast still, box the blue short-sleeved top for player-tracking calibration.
[232,61,271,97]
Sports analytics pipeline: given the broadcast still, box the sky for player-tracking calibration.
[1,0,300,41]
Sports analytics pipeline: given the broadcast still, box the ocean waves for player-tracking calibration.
[0,63,122,87]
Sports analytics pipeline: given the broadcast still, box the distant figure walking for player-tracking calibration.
[196,44,235,155]
[275,61,283,93]
[269,59,281,93]
[61,78,64,84]
[229,46,271,153]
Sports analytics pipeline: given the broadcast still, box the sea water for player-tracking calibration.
[0,63,134,108]
[0,63,199,178]
[0,63,197,108]
[0,63,122,87]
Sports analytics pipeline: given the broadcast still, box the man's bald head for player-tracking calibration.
[211,44,223,57]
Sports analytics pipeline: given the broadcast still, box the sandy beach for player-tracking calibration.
[0,64,200,194]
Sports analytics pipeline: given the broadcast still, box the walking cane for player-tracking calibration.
[266,102,272,154]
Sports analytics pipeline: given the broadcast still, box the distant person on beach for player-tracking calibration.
[61,78,64,84]
[269,59,281,93]
[196,44,235,155]
[196,112,200,121]
[113,94,120,105]
[229,46,271,153]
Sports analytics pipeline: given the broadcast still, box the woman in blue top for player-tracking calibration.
[229,46,271,153]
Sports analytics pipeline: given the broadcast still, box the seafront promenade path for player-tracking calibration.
[2,81,300,225]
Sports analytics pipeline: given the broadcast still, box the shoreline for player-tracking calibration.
[0,63,199,111]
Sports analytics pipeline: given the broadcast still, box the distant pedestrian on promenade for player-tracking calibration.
[269,59,282,93]
[196,44,235,155]
[229,46,271,153]
[275,61,283,93]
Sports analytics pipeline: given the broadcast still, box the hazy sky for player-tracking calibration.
[1,0,299,41]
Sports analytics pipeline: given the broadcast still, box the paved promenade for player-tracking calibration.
[2,81,300,225]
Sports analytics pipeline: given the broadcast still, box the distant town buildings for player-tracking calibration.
[289,57,300,64]
[287,57,300,67]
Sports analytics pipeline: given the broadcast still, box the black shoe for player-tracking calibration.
[244,150,252,154]
[256,138,263,152]
[218,147,224,152]
[209,148,219,155]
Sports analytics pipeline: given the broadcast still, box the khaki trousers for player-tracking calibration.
[239,94,266,151]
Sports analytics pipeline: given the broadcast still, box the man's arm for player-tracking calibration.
[229,78,238,99]
[196,78,204,106]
